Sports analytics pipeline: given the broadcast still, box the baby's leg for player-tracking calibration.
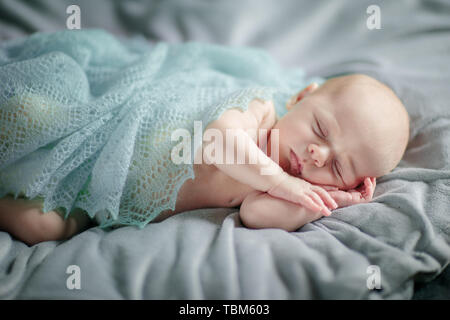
[0,195,92,246]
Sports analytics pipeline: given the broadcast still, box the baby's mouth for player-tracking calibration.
[289,149,302,176]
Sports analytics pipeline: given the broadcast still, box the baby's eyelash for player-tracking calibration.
[315,120,327,138]
[314,122,324,138]
[332,159,338,177]
[318,123,324,136]
[313,119,341,181]
[334,160,344,182]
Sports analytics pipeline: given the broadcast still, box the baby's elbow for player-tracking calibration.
[239,195,261,229]
[239,194,277,229]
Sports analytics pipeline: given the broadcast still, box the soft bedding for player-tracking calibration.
[0,0,449,299]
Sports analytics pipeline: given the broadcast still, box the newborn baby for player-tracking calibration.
[0,31,410,245]
[0,73,409,245]
[237,74,410,230]
[184,73,409,231]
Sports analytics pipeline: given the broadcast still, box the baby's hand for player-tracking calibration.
[325,177,376,208]
[267,174,338,216]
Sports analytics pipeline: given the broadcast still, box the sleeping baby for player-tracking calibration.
[0,30,410,245]
[236,74,409,230]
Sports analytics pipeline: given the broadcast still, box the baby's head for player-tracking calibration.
[271,73,410,190]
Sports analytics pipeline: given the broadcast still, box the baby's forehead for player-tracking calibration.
[321,84,390,120]
[330,83,378,105]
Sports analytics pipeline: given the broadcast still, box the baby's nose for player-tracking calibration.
[308,144,329,167]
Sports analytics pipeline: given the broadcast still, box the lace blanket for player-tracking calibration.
[0,29,323,228]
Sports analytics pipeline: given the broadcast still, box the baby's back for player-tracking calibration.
[154,161,254,222]
[155,97,278,221]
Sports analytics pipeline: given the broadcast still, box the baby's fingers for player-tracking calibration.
[361,177,376,202]
[312,187,338,210]
[299,195,326,214]
[307,192,332,216]
[328,190,353,208]
[349,190,365,203]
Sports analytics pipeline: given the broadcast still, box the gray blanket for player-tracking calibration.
[0,0,449,299]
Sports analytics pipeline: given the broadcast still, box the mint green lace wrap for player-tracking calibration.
[0,29,324,228]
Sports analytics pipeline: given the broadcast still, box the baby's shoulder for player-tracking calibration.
[208,98,276,132]
[248,98,276,131]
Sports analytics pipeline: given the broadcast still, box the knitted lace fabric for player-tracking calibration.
[0,29,324,228]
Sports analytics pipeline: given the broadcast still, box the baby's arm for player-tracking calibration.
[200,99,336,214]
[199,99,284,193]
[240,177,376,231]
[240,190,324,231]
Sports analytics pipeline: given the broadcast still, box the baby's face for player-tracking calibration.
[268,81,390,190]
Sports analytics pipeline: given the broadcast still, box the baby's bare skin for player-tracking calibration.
[155,96,375,227]
[153,98,273,222]
[0,99,271,245]
[0,194,91,245]
[157,74,409,226]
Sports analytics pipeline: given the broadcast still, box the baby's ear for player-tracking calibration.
[286,82,319,110]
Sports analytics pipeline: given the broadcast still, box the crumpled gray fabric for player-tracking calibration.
[0,0,449,299]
